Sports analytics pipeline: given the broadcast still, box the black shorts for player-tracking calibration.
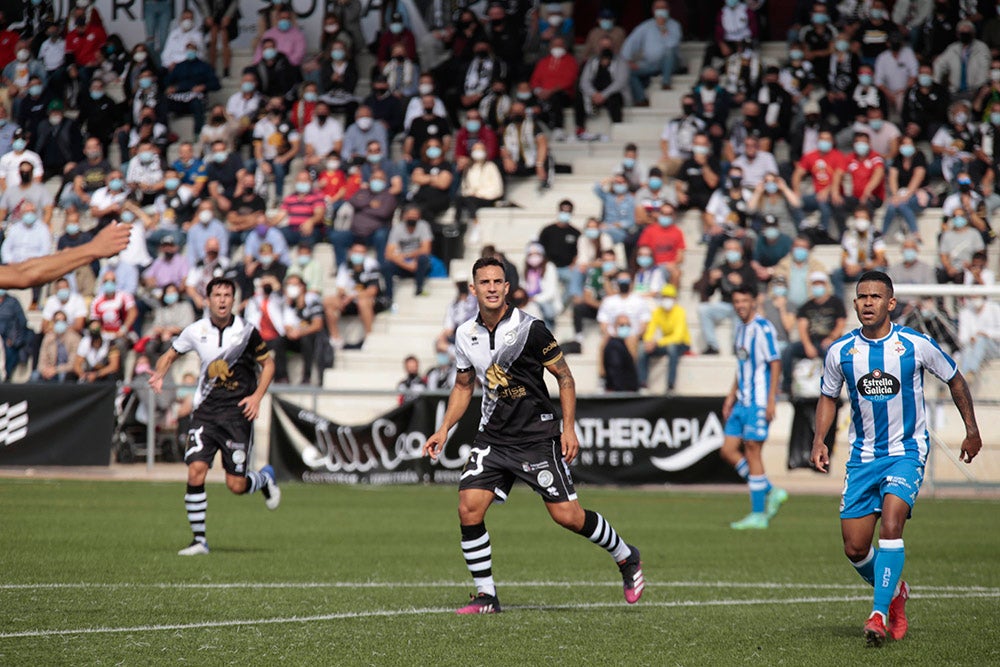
[184,416,254,475]
[208,10,240,41]
[458,439,577,504]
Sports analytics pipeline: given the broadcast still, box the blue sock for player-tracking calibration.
[851,546,878,587]
[873,539,905,617]
[748,475,769,513]
[735,457,749,480]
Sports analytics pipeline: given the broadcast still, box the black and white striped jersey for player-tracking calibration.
[454,306,564,446]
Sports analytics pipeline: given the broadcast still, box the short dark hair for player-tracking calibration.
[857,270,893,295]
[732,283,758,299]
[558,199,574,210]
[206,277,236,297]
[472,256,505,280]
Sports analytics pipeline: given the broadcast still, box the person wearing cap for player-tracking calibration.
[780,271,846,396]
[621,0,682,105]
[582,8,626,60]
[253,5,305,66]
[638,283,690,393]
[934,21,990,98]
[376,11,416,68]
[831,208,888,299]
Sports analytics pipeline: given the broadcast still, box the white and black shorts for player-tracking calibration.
[458,439,578,504]
[184,417,254,476]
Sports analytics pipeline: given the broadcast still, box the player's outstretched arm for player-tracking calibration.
[423,367,475,460]
[0,222,130,289]
[948,371,983,464]
[149,347,180,395]
[810,394,838,473]
[545,356,580,464]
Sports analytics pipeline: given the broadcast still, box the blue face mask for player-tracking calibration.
[918,74,933,87]
[868,119,884,131]
[466,120,481,133]
[241,81,255,93]
[295,181,311,194]
[297,254,311,266]
[657,215,673,227]
[902,248,918,263]
[602,261,617,274]
[585,228,600,239]
[637,255,654,268]
[772,286,788,297]
[812,12,827,23]
[899,144,915,158]
[558,211,572,223]
[102,281,116,295]
[22,212,37,225]
[331,49,345,61]
[263,48,277,60]
[764,181,778,194]
[370,178,386,193]
[763,227,780,240]
[858,74,873,87]
[185,49,198,60]
[29,84,42,96]
[792,247,809,263]
[138,78,153,89]
[789,49,804,61]
[277,19,291,31]
[65,223,80,235]
[350,253,365,265]
[164,292,179,305]
[54,321,69,334]
[109,178,123,191]
[90,90,104,100]
[121,211,135,223]
[389,22,403,34]
[599,19,614,30]
[811,285,827,298]
[616,325,632,338]
[436,352,450,366]
[725,250,742,264]
[622,157,635,169]
[817,139,833,153]
[612,183,628,194]
[426,146,442,159]
[57,288,71,301]
[164,178,180,190]
[853,142,870,156]
[952,216,968,229]
[835,39,849,52]
[648,177,663,190]
[12,139,26,151]
[304,91,317,102]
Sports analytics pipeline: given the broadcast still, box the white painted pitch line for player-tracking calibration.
[1,580,997,593]
[1,591,997,639]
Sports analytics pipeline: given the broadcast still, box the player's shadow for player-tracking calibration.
[205,546,270,554]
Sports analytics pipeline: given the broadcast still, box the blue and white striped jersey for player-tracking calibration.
[821,324,957,465]
[734,316,780,407]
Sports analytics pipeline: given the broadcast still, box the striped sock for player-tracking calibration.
[851,546,878,587]
[461,523,495,596]
[734,457,749,480]
[578,510,632,563]
[748,475,769,513]
[873,539,905,617]
[184,484,207,545]
[243,470,265,495]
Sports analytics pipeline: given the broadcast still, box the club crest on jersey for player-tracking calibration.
[892,341,906,355]
[856,368,901,402]
[504,330,517,345]
[736,347,749,361]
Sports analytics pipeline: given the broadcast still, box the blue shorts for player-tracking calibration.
[724,404,769,442]
[839,456,925,519]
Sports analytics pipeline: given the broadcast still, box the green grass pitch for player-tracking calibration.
[1,479,998,666]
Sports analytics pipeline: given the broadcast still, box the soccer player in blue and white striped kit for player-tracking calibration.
[811,272,982,647]
[719,284,789,530]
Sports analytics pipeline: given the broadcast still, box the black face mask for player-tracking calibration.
[374,87,389,96]
[617,281,631,294]
[729,176,742,189]
[959,32,974,45]
[509,114,524,124]
[211,115,225,124]
[423,106,434,114]
[959,182,972,193]
[19,171,31,184]
[600,48,614,60]
[316,114,329,122]
[475,50,489,58]
[262,284,273,296]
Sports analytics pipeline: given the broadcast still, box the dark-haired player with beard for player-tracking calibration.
[424,257,644,614]
[149,276,280,556]
[812,271,982,646]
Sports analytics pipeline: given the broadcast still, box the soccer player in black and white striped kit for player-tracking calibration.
[424,257,644,613]
[149,277,280,555]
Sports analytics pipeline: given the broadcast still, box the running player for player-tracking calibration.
[719,284,788,529]
[811,271,982,646]
[423,257,644,614]
[149,277,281,556]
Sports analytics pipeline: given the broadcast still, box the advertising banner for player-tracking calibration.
[269,394,739,485]
[0,383,117,466]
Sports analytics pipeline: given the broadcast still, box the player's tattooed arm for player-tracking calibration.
[948,371,983,463]
[548,356,575,392]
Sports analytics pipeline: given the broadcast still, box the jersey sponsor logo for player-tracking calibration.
[207,358,239,391]
[0,400,28,446]
[856,368,901,402]
[847,347,859,355]
[536,470,554,487]
[485,363,526,399]
[542,341,558,355]
[521,460,549,472]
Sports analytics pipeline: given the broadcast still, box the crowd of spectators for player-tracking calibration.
[0,1,993,397]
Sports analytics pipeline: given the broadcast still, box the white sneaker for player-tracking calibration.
[466,223,481,247]
[329,337,345,350]
[178,540,209,556]
[553,128,567,142]
[261,465,281,510]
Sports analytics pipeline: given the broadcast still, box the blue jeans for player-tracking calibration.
[799,194,845,235]
[144,0,173,52]
[568,268,588,299]
[629,49,679,102]
[960,336,1000,376]
[267,158,290,199]
[698,301,736,351]
[281,225,322,249]
[381,255,430,301]
[3,341,21,381]
[637,342,689,390]
[881,194,924,236]
[555,266,574,309]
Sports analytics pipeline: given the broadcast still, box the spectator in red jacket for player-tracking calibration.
[529,36,579,139]
[454,108,499,171]
[0,13,19,69]
[66,12,107,70]
[376,12,417,68]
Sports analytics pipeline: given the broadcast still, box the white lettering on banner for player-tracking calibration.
[0,401,28,447]
[574,413,724,470]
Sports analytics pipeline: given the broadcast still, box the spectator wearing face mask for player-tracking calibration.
[603,313,640,392]
[381,43,419,99]
[125,140,165,206]
[185,237,235,313]
[593,172,636,244]
[342,106,388,164]
[403,95,453,167]
[957,295,1000,382]
[937,207,986,284]
[521,242,561,331]
[881,137,929,239]
[396,354,427,402]
[254,7,306,66]
[225,73,264,148]
[499,101,551,190]
[537,200,581,306]
[934,21,990,98]
[252,98,300,200]
[0,128,42,190]
[284,242,322,295]
[638,283,690,393]
[830,209,888,298]
[0,159,55,227]
[275,274,326,385]
[74,319,121,384]
[697,238,757,355]
[205,139,246,210]
[1,202,51,308]
[887,236,935,317]
[749,215,792,285]
[328,168,398,266]
[186,201,230,265]
[89,270,138,349]
[275,171,325,247]
[636,202,685,288]
[302,101,344,172]
[622,0,682,106]
[33,310,81,383]
[164,40,221,133]
[317,39,358,121]
[142,235,191,293]
[843,132,885,214]
[382,205,432,303]
[409,138,453,220]
[456,140,504,233]
[143,282,195,360]
[161,9,206,69]
[42,279,88,335]
[571,248,618,350]
[779,271,845,396]
[325,244,384,350]
[596,272,650,382]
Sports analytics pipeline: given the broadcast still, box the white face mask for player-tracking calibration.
[286,285,302,300]
[471,149,487,161]
[418,83,434,95]
[198,210,213,223]
[853,217,871,233]
[550,47,566,58]
[660,298,675,310]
